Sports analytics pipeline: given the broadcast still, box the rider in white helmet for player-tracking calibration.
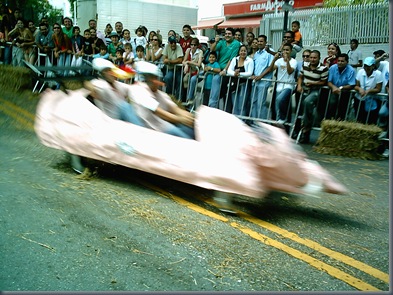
[130,61,195,139]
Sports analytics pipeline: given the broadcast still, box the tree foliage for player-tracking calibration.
[323,0,388,7]
[6,0,63,24]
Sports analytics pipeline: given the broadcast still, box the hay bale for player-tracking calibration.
[0,65,31,92]
[314,119,382,160]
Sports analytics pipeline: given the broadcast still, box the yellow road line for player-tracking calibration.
[137,180,382,291]
[0,98,36,121]
[240,213,389,284]
[2,100,387,290]
[0,103,34,130]
[231,222,380,291]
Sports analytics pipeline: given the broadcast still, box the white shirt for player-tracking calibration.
[227,56,254,77]
[355,69,383,100]
[274,57,298,92]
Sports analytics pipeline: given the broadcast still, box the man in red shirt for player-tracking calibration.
[179,24,193,54]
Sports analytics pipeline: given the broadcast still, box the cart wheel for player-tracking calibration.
[213,191,237,214]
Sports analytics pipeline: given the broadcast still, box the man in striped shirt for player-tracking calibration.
[296,50,328,143]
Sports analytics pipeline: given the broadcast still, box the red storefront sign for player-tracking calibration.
[223,0,323,16]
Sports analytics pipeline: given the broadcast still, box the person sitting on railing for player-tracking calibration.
[296,50,328,144]
[35,22,54,66]
[162,35,184,98]
[183,37,203,104]
[353,57,383,125]
[227,44,254,116]
[326,53,356,121]
[267,43,297,127]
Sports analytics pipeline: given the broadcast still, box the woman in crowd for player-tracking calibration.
[183,37,203,103]
[227,44,254,115]
[52,22,72,74]
[247,38,258,59]
[323,42,341,68]
[8,19,34,67]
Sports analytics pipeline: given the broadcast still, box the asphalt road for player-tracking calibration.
[0,90,390,291]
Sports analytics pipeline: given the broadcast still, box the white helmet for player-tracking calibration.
[135,61,163,78]
[92,58,132,79]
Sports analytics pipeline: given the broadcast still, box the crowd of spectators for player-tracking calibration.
[0,6,389,153]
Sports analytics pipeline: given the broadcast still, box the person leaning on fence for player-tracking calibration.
[249,34,274,119]
[35,22,54,65]
[267,43,297,126]
[291,49,311,138]
[296,50,328,144]
[373,50,389,93]
[61,17,73,39]
[129,61,195,139]
[326,53,356,121]
[227,44,254,116]
[353,57,383,125]
[207,28,241,111]
[202,51,221,106]
[162,35,184,98]
[245,31,255,53]
[378,80,389,140]
[9,18,33,67]
[183,37,203,103]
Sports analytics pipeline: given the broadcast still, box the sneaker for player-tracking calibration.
[382,149,389,158]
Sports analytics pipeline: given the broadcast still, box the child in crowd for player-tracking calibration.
[202,51,220,105]
[123,43,134,66]
[133,45,145,62]
[291,20,302,48]
[114,48,125,67]
[120,29,132,47]
[133,26,147,53]
[92,44,109,59]
[83,29,93,60]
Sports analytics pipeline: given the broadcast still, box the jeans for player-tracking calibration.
[250,80,271,119]
[187,74,198,100]
[208,74,222,108]
[231,82,248,116]
[3,44,12,65]
[327,92,352,120]
[164,124,195,139]
[12,46,24,67]
[57,53,71,76]
[118,101,145,127]
[275,88,292,121]
[164,67,182,98]
[302,90,320,129]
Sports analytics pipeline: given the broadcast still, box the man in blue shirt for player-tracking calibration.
[327,53,356,120]
[249,34,274,119]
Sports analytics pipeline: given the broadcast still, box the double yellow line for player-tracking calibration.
[139,180,389,291]
[0,97,35,130]
[1,97,389,290]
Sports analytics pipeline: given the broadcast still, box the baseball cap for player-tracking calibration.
[92,58,132,79]
[168,35,177,43]
[110,31,118,37]
[363,57,375,66]
[373,50,385,56]
[209,38,215,44]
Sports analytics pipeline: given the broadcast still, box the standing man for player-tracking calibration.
[162,35,184,98]
[115,21,123,38]
[249,34,274,119]
[208,27,240,111]
[88,19,106,45]
[179,24,193,54]
[245,31,255,53]
[296,50,328,144]
[327,53,356,120]
[347,39,362,69]
[35,22,54,65]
